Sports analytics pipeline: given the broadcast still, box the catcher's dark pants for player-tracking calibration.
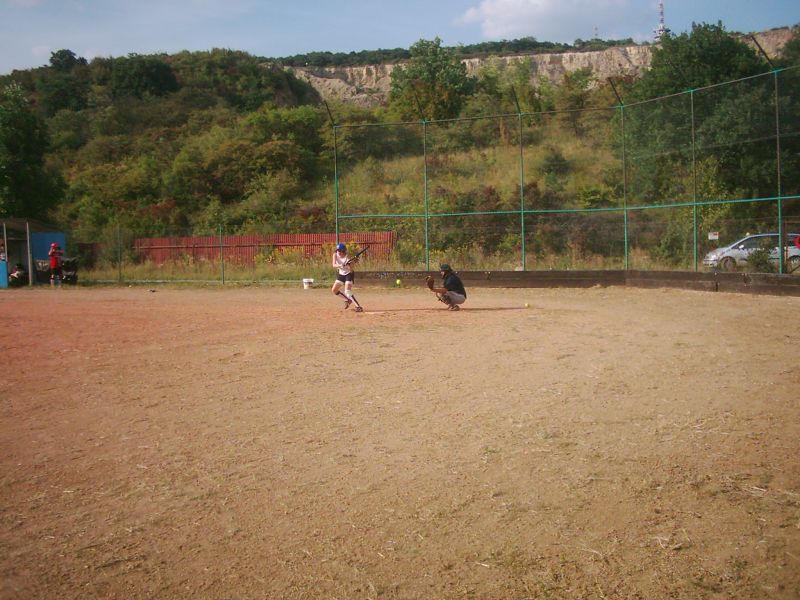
[442,291,465,305]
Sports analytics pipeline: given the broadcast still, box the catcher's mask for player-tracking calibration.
[439,263,451,274]
[336,243,346,252]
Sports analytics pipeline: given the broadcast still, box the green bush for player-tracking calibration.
[746,247,776,273]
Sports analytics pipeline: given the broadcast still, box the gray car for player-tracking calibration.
[703,233,800,272]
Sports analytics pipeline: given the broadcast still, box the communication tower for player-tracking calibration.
[654,0,668,41]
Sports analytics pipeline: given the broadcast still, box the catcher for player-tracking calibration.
[331,242,364,312]
[426,263,467,311]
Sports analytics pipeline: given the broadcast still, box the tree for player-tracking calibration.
[625,23,774,201]
[238,169,302,232]
[622,23,785,263]
[0,84,62,218]
[37,71,89,116]
[33,49,91,116]
[779,34,800,67]
[634,22,767,99]
[111,54,179,98]
[389,38,476,121]
[49,49,87,72]
[168,49,319,110]
[554,68,593,136]
[776,34,800,200]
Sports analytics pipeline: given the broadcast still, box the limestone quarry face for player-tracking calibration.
[288,27,795,107]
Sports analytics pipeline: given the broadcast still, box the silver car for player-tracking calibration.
[703,233,800,272]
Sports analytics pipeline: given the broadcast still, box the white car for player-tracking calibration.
[703,233,800,272]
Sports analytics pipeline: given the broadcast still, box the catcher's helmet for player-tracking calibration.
[439,263,451,273]
[51,242,59,248]
[336,243,346,252]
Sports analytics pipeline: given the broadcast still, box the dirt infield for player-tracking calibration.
[1,285,798,599]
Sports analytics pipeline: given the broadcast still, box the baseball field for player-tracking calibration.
[1,284,798,599]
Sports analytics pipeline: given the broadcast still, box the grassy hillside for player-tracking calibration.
[2,25,798,275]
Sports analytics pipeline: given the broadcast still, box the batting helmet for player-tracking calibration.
[336,243,346,252]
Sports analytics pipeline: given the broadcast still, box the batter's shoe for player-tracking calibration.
[344,299,352,309]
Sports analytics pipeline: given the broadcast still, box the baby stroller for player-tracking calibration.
[61,257,79,284]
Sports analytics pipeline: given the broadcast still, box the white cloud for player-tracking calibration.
[460,0,637,42]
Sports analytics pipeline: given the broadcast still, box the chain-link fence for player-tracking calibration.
[333,66,800,275]
[19,66,798,285]
[72,227,396,284]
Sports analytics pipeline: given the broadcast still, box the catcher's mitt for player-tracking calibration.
[425,275,435,290]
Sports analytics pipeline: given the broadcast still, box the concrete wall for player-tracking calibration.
[358,269,800,297]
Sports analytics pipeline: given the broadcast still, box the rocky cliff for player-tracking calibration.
[289,27,795,107]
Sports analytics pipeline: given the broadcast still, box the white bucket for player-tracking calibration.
[302,278,314,290]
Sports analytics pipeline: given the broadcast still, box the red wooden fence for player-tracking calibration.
[133,232,397,265]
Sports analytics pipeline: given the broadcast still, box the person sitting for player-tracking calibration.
[9,263,26,287]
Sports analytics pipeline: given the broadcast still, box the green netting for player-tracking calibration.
[338,216,427,270]
[524,210,626,270]
[624,92,694,207]
[779,68,800,198]
[429,211,522,270]
[695,75,777,202]
[427,115,521,215]
[328,67,800,274]
[335,122,424,216]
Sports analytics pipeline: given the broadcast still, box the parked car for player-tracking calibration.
[703,233,800,272]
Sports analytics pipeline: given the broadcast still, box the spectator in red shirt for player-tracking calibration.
[48,242,63,287]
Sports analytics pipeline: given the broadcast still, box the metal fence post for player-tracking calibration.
[690,89,698,271]
[219,224,225,285]
[117,224,122,283]
[511,88,526,271]
[422,119,429,271]
[326,102,340,244]
[26,221,33,286]
[518,112,526,271]
[608,79,628,270]
[621,104,629,270]
[774,69,784,273]
[333,125,340,242]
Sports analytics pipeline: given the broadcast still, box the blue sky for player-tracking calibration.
[1,0,797,75]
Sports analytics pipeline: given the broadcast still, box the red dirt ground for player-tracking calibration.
[1,285,799,599]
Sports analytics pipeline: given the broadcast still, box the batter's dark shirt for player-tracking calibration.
[443,272,466,298]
